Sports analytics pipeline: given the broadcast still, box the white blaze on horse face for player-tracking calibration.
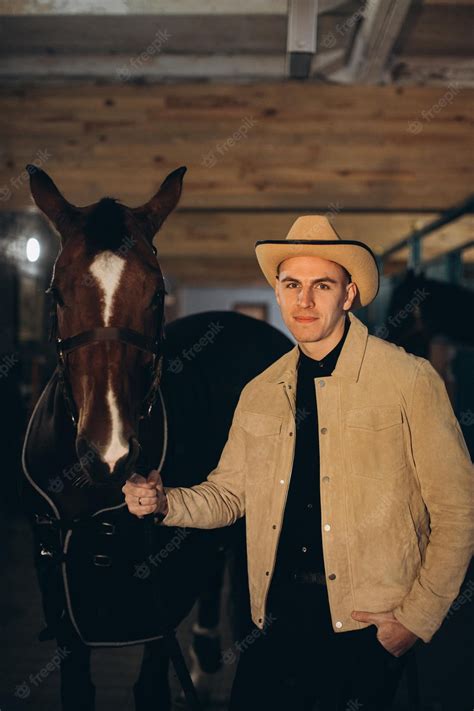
[89,252,126,327]
[89,252,129,472]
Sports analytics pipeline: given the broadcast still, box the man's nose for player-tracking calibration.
[297,288,315,307]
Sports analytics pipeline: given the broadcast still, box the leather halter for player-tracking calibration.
[48,241,166,427]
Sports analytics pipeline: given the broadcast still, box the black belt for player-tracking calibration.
[289,570,327,585]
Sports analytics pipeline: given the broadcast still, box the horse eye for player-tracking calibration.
[149,290,165,310]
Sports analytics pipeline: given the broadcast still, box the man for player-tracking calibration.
[123,216,474,710]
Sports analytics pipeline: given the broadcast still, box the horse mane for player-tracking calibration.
[84,197,128,253]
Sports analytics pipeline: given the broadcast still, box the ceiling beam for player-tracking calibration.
[390,55,474,88]
[1,0,355,15]
[329,0,414,84]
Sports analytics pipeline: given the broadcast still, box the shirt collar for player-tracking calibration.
[297,313,350,373]
[267,311,369,385]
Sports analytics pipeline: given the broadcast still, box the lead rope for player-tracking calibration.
[143,387,201,711]
[156,387,168,472]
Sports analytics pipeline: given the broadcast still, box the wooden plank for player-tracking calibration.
[396,5,474,56]
[0,13,356,55]
[1,83,472,211]
[154,211,473,257]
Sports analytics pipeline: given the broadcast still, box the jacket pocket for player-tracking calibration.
[240,410,283,437]
[345,405,406,479]
[240,411,283,484]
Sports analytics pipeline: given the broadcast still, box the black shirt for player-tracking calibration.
[272,315,351,582]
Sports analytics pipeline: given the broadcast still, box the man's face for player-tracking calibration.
[275,256,356,343]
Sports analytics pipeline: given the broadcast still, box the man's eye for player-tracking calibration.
[317,283,330,290]
[286,283,298,289]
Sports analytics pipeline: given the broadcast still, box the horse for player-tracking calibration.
[382,267,474,458]
[382,268,474,357]
[21,165,292,711]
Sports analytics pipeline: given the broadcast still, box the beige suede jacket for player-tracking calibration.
[161,311,474,643]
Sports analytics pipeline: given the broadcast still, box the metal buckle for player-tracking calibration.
[56,338,65,364]
[34,514,54,526]
[92,554,112,567]
[39,545,54,558]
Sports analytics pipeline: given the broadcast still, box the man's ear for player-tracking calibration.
[132,166,186,242]
[275,281,284,310]
[27,165,77,241]
[344,281,358,310]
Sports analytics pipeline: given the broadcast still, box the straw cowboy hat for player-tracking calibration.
[255,215,380,310]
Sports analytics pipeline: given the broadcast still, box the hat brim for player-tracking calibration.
[255,239,380,310]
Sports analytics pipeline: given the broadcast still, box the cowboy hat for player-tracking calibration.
[255,215,379,309]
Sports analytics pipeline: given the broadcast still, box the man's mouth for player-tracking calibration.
[293,316,319,323]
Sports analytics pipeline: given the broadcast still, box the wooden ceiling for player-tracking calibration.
[2,83,472,212]
[0,1,472,285]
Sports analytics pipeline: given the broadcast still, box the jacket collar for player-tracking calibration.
[267,311,368,385]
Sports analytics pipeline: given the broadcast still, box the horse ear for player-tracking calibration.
[133,166,186,240]
[27,165,76,240]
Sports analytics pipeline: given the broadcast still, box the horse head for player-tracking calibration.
[28,165,186,485]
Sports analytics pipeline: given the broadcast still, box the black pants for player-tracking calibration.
[229,579,414,711]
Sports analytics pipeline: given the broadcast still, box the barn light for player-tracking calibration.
[26,237,40,263]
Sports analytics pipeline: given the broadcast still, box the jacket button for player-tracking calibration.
[328,573,336,580]
[335,621,343,629]
[280,479,285,485]
[322,476,330,483]
[265,571,270,576]
[272,524,277,529]
[320,427,328,434]
[319,380,325,387]
[302,546,307,553]
[289,431,293,436]
[324,524,331,532]
[259,618,263,623]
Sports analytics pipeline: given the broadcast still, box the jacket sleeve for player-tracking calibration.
[158,397,247,529]
[392,359,474,643]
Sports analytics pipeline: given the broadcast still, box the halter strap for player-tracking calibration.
[57,327,160,357]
